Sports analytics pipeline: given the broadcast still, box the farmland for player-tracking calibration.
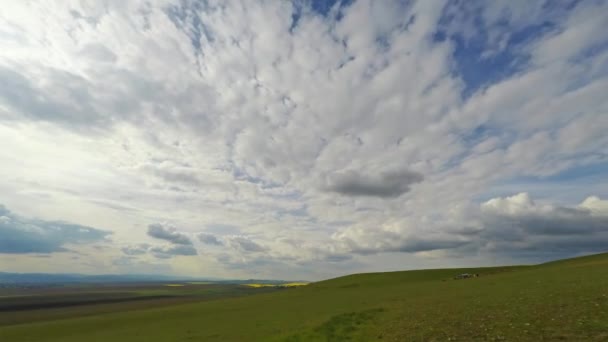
[1,252,608,341]
[0,282,279,326]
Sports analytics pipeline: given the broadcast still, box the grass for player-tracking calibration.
[1,252,607,341]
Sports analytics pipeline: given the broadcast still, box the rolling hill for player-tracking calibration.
[1,252,607,341]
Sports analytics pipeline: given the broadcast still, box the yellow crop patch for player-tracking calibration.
[244,282,309,288]
[282,282,309,287]
[244,283,275,288]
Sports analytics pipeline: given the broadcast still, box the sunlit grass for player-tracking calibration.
[164,284,185,287]
[245,282,309,288]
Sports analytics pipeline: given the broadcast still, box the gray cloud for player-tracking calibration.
[198,233,223,246]
[323,253,353,263]
[154,169,201,187]
[121,242,197,259]
[482,207,608,237]
[0,66,106,130]
[206,224,241,235]
[0,204,111,254]
[140,160,203,187]
[325,169,424,198]
[147,223,192,245]
[474,194,608,259]
[226,236,267,253]
[88,200,139,212]
[332,194,608,260]
[150,245,198,258]
[335,228,471,256]
[121,244,150,256]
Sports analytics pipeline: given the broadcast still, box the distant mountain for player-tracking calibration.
[0,272,199,284]
[0,272,305,285]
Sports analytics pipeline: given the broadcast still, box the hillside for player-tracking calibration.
[1,253,607,341]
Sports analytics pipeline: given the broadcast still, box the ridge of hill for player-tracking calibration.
[1,252,607,341]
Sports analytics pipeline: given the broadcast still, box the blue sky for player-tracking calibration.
[0,0,607,280]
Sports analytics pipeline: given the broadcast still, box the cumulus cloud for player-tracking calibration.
[579,196,608,215]
[147,223,192,245]
[476,194,608,256]
[0,204,111,254]
[332,224,471,256]
[481,192,537,216]
[121,242,197,259]
[330,193,608,261]
[121,244,151,256]
[225,236,268,253]
[150,245,198,258]
[325,169,424,198]
[198,232,223,246]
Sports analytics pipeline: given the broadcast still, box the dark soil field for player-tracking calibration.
[0,282,278,326]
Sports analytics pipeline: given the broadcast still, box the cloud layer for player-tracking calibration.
[148,223,193,245]
[0,0,607,279]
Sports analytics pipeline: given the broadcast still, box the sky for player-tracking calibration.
[0,0,607,281]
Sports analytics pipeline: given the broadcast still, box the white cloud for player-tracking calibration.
[481,192,537,216]
[579,196,608,215]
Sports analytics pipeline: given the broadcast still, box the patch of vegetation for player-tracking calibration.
[283,308,384,341]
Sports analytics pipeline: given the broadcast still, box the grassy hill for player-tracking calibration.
[1,253,607,341]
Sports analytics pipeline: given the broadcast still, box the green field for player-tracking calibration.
[1,253,608,341]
